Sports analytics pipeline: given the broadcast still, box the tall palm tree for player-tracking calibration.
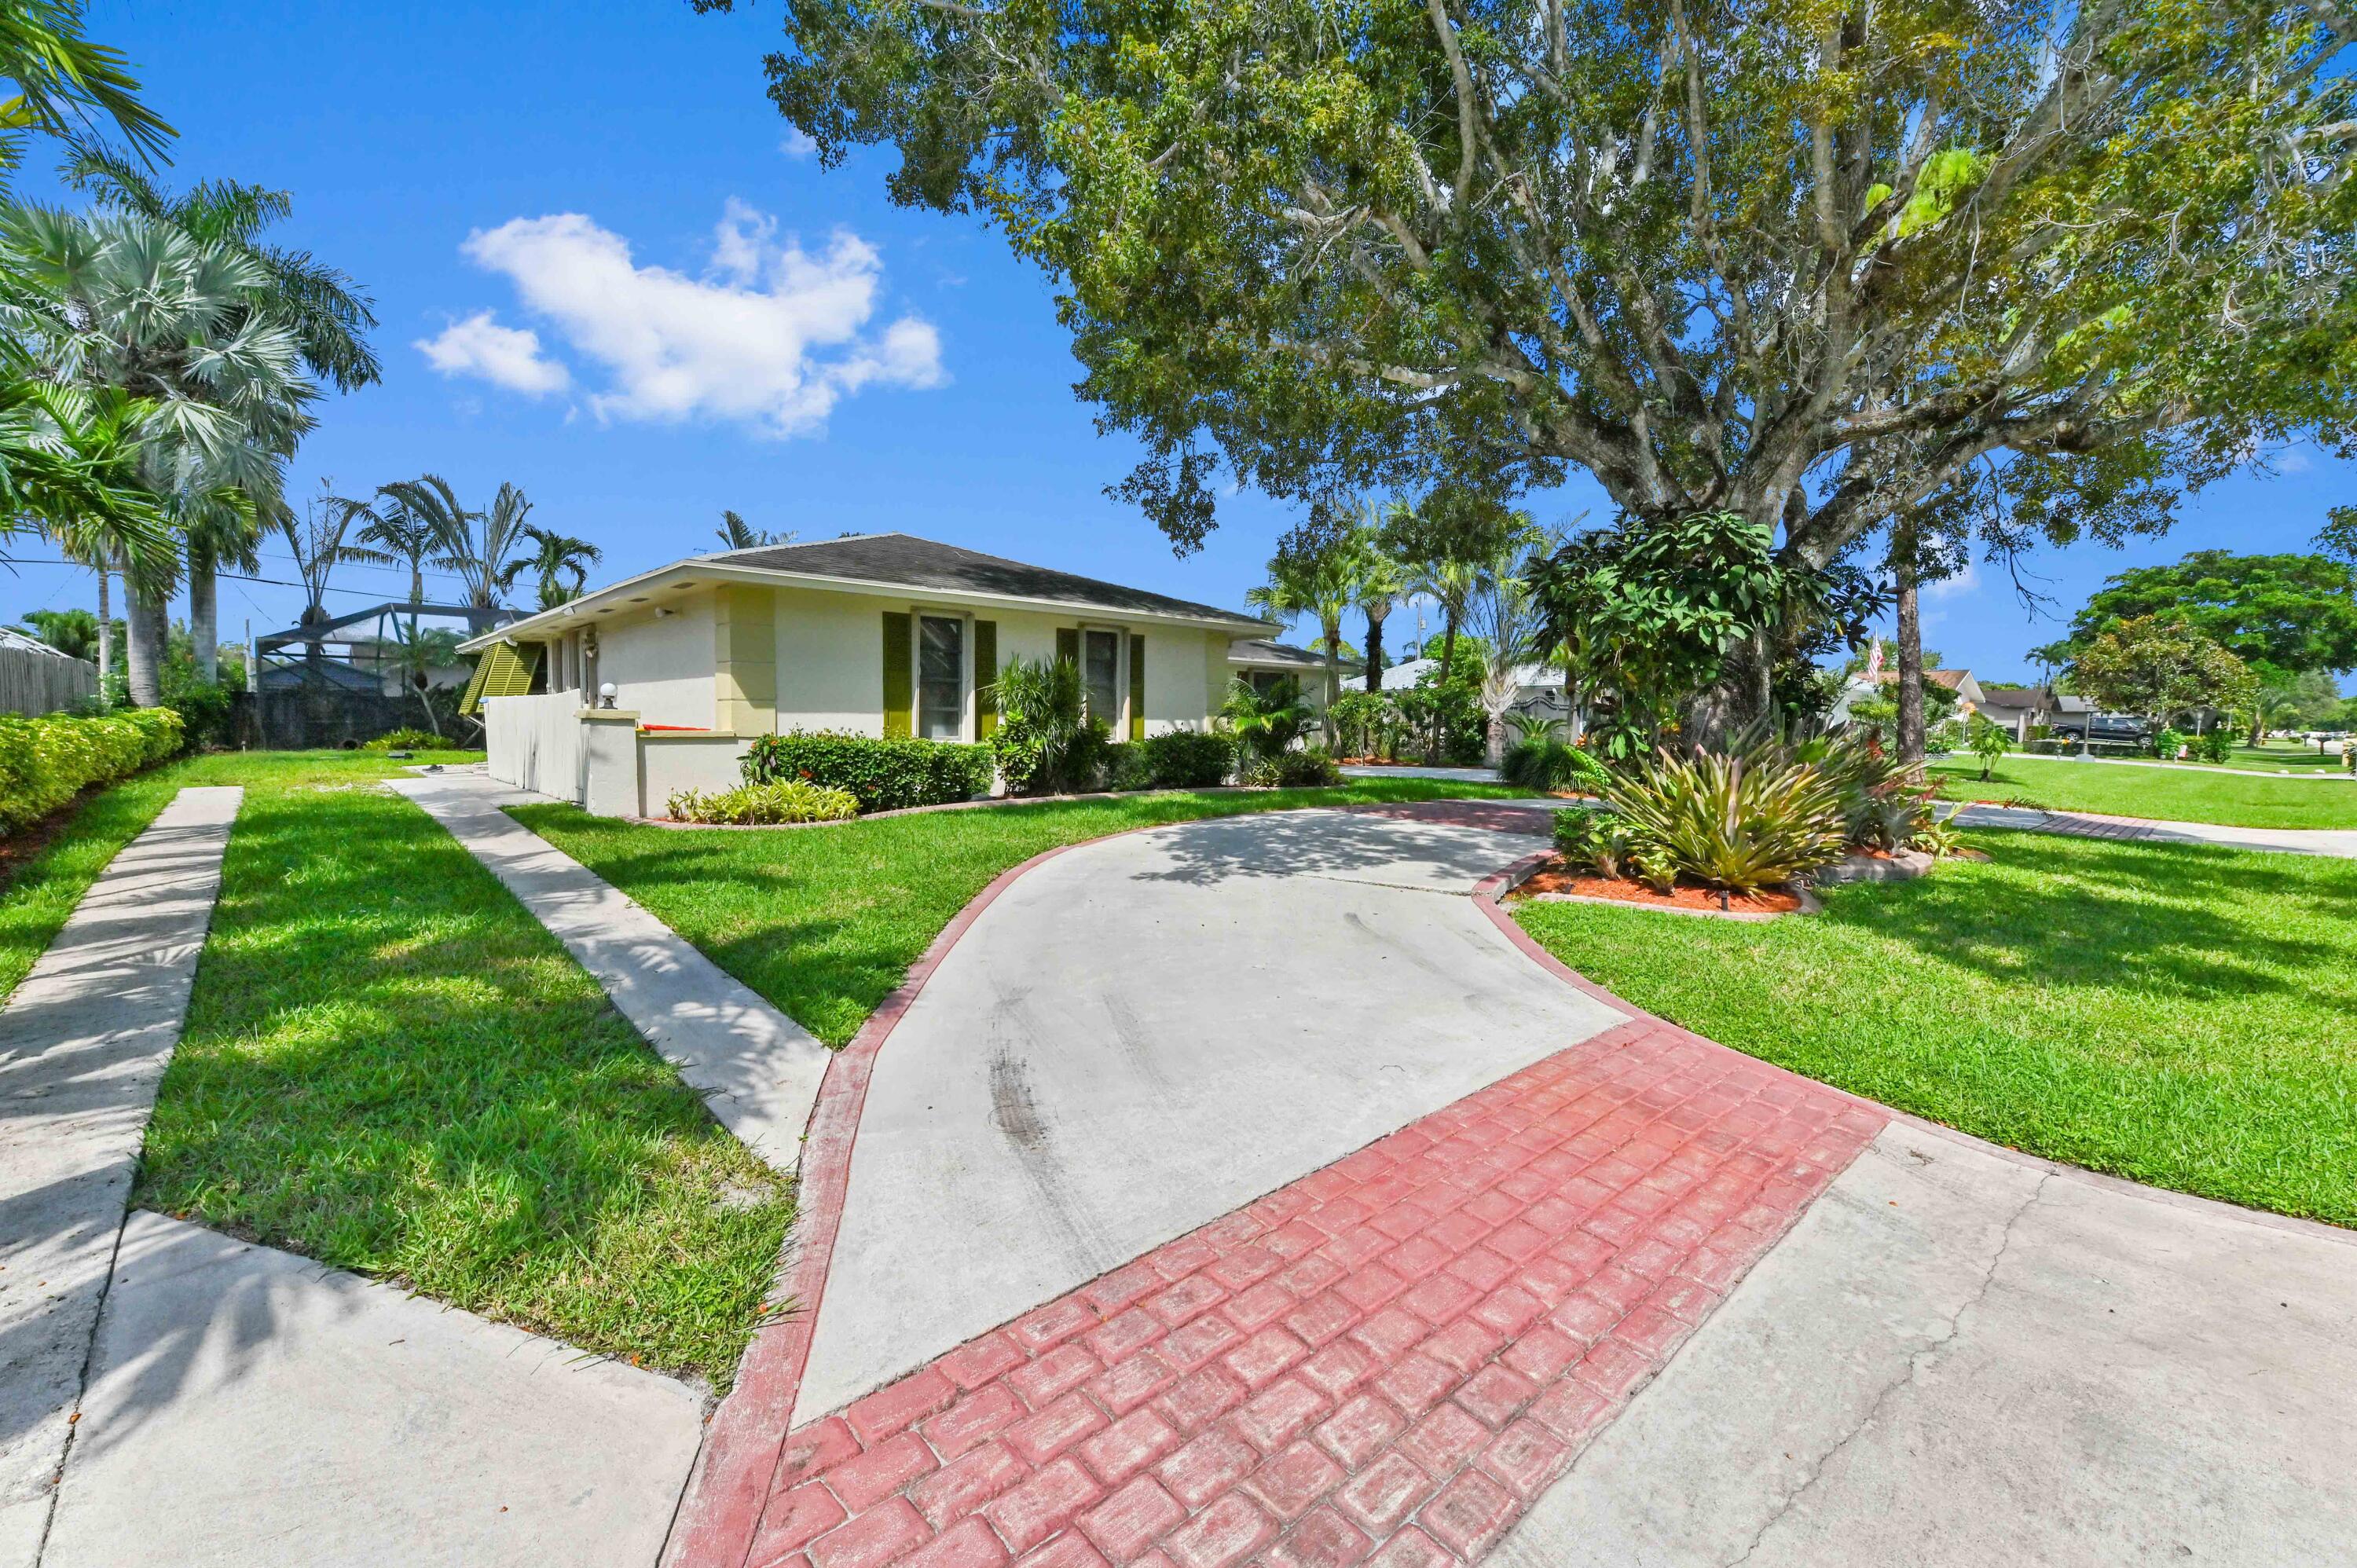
[2,206,312,703]
[332,485,440,606]
[1355,502,1405,694]
[64,155,377,678]
[715,508,794,549]
[387,474,531,612]
[13,381,167,698]
[1247,525,1363,750]
[497,524,602,610]
[0,1,174,192]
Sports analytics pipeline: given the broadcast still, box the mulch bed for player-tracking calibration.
[1512,857,1805,914]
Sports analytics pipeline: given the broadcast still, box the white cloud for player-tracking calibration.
[1925,557,1980,600]
[413,310,570,395]
[429,202,945,437]
[780,127,819,159]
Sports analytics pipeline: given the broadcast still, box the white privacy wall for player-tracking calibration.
[486,691,584,800]
[601,602,717,730]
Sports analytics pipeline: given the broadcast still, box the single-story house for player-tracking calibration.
[460,532,1274,816]
[1226,638,1354,709]
[1974,683,2053,742]
[1828,667,1986,727]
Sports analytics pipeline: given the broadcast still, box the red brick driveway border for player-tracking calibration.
[665,800,1892,1568]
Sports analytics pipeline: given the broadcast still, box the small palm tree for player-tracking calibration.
[1220,676,1313,762]
[385,621,464,738]
[1247,517,1365,749]
[1354,504,1405,693]
[497,524,603,610]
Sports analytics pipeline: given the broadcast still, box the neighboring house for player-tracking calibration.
[1974,683,2053,742]
[1376,657,1577,730]
[1829,667,1987,727]
[460,532,1274,815]
[1226,638,1355,711]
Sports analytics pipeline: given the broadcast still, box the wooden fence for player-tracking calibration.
[0,644,98,716]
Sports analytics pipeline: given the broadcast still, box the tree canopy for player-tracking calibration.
[711,0,2357,579]
[2032,549,2357,684]
[2067,614,2257,722]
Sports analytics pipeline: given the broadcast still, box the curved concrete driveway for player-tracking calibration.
[793,805,1623,1422]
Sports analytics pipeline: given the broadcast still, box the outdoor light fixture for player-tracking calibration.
[599,681,618,709]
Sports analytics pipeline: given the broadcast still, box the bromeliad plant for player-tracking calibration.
[1600,746,1848,895]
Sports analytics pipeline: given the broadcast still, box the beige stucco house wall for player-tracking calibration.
[464,534,1271,817]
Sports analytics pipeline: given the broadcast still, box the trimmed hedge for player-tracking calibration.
[1140,730,1236,788]
[0,707,185,833]
[742,730,993,813]
[665,779,861,825]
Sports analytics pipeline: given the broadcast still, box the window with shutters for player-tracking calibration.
[1082,628,1120,726]
[918,614,966,740]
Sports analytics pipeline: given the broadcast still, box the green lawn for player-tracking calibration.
[72,750,793,1387]
[515,779,1521,1047]
[0,748,483,1006]
[2217,742,2354,775]
[1931,753,2357,830]
[1514,830,2357,1226]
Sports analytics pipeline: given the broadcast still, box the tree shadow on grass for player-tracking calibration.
[1815,830,2357,1006]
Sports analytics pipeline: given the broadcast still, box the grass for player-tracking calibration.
[0,747,483,1006]
[1930,752,2357,830]
[515,779,1522,1047]
[86,750,790,1387]
[1514,830,2357,1225]
[2215,742,2354,775]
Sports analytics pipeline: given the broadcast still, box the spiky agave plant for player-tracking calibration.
[1604,747,1847,894]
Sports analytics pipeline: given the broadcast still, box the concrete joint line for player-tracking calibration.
[1719,1167,2054,1568]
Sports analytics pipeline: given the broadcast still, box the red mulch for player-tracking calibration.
[1515,859,1803,914]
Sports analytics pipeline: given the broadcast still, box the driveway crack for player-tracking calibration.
[1720,1169,2054,1567]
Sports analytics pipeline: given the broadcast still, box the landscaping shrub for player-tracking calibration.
[1552,807,1643,880]
[1220,676,1314,764]
[362,727,445,753]
[665,779,860,824]
[1327,689,1398,760]
[1100,742,1153,792]
[2191,728,2234,764]
[742,730,992,812]
[1806,730,1936,850]
[992,656,1113,796]
[1140,729,1235,788]
[0,706,185,833]
[1967,715,2011,780]
[1241,746,1343,788]
[1500,735,1611,794]
[1600,745,1846,893]
[2152,726,2187,760]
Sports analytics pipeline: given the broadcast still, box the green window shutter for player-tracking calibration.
[1128,634,1146,740]
[1055,627,1079,667]
[974,619,999,738]
[882,612,913,738]
[463,642,542,715]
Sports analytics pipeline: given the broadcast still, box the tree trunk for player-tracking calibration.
[1428,608,1460,763]
[1365,608,1386,693]
[95,561,112,702]
[1895,529,1926,768]
[189,545,218,684]
[126,590,167,708]
[1486,709,1506,767]
[1321,623,1340,751]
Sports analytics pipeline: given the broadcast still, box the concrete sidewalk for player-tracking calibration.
[391,771,831,1171]
[0,786,240,1566]
[41,1213,701,1568]
[1495,1119,2357,1565]
[1948,802,2357,858]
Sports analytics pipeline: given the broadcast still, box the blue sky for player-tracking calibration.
[14,1,2350,686]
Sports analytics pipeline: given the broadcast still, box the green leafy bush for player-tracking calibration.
[1500,735,1612,794]
[1241,746,1343,788]
[1219,676,1313,763]
[992,656,1113,795]
[1327,689,1399,760]
[362,727,445,753]
[1967,715,2012,780]
[0,706,185,833]
[1552,807,1643,880]
[665,779,861,824]
[742,730,992,812]
[2190,728,2234,764]
[2152,726,2187,760]
[1600,746,1846,893]
[1140,729,1235,788]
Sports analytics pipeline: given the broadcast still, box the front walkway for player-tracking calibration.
[665,802,2357,1566]
[1947,802,2357,858]
[2,785,706,1568]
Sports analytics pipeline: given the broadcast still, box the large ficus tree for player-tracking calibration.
[709,0,2357,698]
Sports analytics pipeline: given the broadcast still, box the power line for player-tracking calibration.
[0,556,493,600]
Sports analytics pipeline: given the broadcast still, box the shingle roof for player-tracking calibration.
[1229,638,1335,669]
[709,532,1258,626]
